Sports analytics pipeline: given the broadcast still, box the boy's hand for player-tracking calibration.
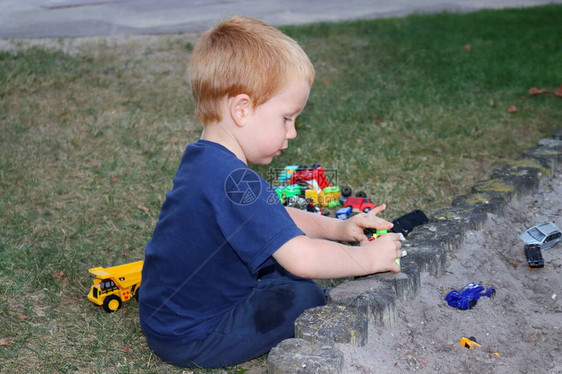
[361,232,403,274]
[339,204,394,242]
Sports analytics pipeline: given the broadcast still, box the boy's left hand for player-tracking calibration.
[339,204,393,242]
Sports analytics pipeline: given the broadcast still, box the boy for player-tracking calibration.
[139,16,403,368]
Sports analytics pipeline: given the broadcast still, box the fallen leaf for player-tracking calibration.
[52,271,65,280]
[0,338,10,346]
[554,84,562,98]
[523,329,542,343]
[110,175,118,184]
[529,87,550,95]
[463,44,472,52]
[16,314,28,320]
[137,205,149,213]
[507,106,518,113]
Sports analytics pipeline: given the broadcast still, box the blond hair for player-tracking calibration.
[189,16,315,125]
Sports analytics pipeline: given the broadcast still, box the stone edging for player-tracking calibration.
[267,129,562,374]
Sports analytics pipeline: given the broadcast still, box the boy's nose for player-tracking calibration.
[286,122,297,140]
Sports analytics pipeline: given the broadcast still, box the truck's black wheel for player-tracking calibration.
[340,186,352,197]
[103,295,122,313]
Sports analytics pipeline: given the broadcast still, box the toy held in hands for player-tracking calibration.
[362,210,428,238]
[368,229,388,241]
[365,229,406,265]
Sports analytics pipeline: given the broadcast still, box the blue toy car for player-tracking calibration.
[335,206,352,220]
[444,282,496,309]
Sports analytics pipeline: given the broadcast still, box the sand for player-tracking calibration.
[339,171,562,374]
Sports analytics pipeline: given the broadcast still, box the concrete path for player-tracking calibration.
[1,0,561,39]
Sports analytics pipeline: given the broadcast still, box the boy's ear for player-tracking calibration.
[229,94,253,128]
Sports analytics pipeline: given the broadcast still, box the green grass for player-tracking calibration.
[269,7,561,217]
[1,5,561,373]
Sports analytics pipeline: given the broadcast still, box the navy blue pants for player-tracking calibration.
[145,265,326,368]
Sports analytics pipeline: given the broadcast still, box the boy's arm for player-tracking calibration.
[272,233,402,279]
[286,207,342,240]
[286,205,393,242]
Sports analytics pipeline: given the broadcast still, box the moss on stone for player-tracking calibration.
[461,193,492,205]
[504,158,550,175]
[474,179,516,193]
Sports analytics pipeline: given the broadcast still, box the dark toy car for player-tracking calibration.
[524,244,544,268]
[390,209,428,237]
[444,282,496,309]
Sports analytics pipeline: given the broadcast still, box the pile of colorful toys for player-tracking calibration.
[275,164,429,244]
[275,164,378,218]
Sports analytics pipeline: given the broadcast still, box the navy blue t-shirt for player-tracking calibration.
[139,140,304,342]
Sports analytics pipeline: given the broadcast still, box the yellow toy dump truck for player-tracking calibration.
[87,261,143,312]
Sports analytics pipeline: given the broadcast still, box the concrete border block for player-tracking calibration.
[452,191,508,215]
[329,278,397,328]
[523,139,562,170]
[471,178,517,205]
[490,158,547,196]
[295,304,368,347]
[408,221,464,252]
[268,338,344,374]
[430,205,489,232]
[369,261,421,301]
[401,239,447,277]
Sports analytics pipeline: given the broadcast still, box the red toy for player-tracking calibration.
[343,196,376,213]
[289,166,332,190]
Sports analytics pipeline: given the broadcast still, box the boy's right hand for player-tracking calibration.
[361,232,403,274]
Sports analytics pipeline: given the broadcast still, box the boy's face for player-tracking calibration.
[240,79,310,165]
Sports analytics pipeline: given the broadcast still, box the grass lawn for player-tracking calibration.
[1,4,561,373]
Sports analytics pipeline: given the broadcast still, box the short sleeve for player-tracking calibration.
[216,167,304,273]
